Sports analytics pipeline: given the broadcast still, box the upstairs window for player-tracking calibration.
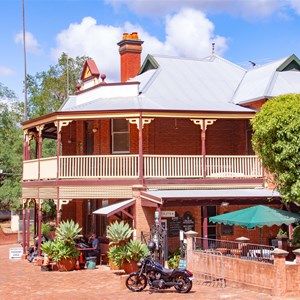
[111,119,130,154]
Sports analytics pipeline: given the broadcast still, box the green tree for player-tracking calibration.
[0,85,23,209]
[251,94,300,204]
[27,53,89,118]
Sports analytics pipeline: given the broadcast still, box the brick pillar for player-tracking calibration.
[185,230,198,270]
[132,185,147,239]
[272,248,289,296]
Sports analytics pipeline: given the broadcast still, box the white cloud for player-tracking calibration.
[0,66,14,76]
[290,0,300,15]
[14,31,43,55]
[51,10,227,81]
[51,17,123,81]
[164,9,227,57]
[105,0,290,18]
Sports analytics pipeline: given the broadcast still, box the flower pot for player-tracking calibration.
[109,260,121,270]
[122,260,139,274]
[57,258,76,272]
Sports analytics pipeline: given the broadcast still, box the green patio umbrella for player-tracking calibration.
[209,205,300,245]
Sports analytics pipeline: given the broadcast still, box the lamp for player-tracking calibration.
[92,128,98,133]
[221,201,229,207]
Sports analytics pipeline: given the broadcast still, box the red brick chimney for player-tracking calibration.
[117,32,143,82]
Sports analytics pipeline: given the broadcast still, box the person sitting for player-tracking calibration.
[27,234,47,262]
[87,233,101,257]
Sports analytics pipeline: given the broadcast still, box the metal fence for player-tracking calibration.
[194,237,275,264]
[187,248,226,288]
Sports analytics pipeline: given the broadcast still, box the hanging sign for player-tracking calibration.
[161,211,175,218]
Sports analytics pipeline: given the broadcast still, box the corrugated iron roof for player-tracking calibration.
[60,53,300,114]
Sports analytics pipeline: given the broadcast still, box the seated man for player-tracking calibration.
[87,233,101,257]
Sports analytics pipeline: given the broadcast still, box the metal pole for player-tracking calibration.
[22,0,28,121]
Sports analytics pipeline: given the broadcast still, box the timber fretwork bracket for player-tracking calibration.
[190,119,216,130]
[127,118,154,130]
[54,120,73,133]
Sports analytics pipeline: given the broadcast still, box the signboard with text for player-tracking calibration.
[9,247,23,260]
[161,211,175,218]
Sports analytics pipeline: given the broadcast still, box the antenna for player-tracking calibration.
[22,0,28,121]
[212,42,215,56]
[249,60,256,68]
[66,54,69,97]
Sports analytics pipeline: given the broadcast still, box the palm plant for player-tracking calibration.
[106,220,133,245]
[41,220,82,263]
[126,239,149,262]
[107,239,149,267]
[55,220,82,244]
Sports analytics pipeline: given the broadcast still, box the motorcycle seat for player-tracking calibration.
[161,266,174,275]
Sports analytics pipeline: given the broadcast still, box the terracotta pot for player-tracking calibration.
[109,260,121,270]
[122,260,139,274]
[57,258,76,272]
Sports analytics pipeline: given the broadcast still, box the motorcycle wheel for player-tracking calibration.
[174,275,193,293]
[125,274,147,292]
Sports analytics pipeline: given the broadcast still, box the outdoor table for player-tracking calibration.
[76,247,94,257]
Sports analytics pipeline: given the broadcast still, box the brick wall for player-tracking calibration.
[61,117,250,156]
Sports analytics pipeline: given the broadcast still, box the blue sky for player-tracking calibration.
[1,0,300,101]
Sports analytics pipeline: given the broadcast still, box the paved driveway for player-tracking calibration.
[0,243,298,300]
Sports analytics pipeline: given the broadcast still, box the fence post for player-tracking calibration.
[185,230,198,270]
[272,248,288,296]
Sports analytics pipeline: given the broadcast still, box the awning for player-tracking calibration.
[93,199,135,217]
[140,188,281,206]
[143,189,281,199]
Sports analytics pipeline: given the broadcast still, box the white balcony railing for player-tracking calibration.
[22,155,262,181]
[60,155,139,178]
[143,155,203,178]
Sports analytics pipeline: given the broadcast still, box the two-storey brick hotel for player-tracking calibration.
[21,32,300,253]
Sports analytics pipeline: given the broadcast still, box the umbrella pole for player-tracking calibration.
[260,228,263,257]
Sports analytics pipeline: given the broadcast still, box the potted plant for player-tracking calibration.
[168,248,181,269]
[277,228,288,239]
[122,239,149,273]
[106,220,134,269]
[107,239,149,274]
[41,220,82,272]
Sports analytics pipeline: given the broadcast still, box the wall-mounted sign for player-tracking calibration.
[167,211,195,237]
[182,212,195,232]
[169,217,182,237]
[161,211,175,218]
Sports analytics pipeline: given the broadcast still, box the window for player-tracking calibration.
[111,119,130,153]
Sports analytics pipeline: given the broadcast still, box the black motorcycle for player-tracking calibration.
[125,242,193,293]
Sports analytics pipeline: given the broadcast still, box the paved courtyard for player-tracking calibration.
[0,241,299,300]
